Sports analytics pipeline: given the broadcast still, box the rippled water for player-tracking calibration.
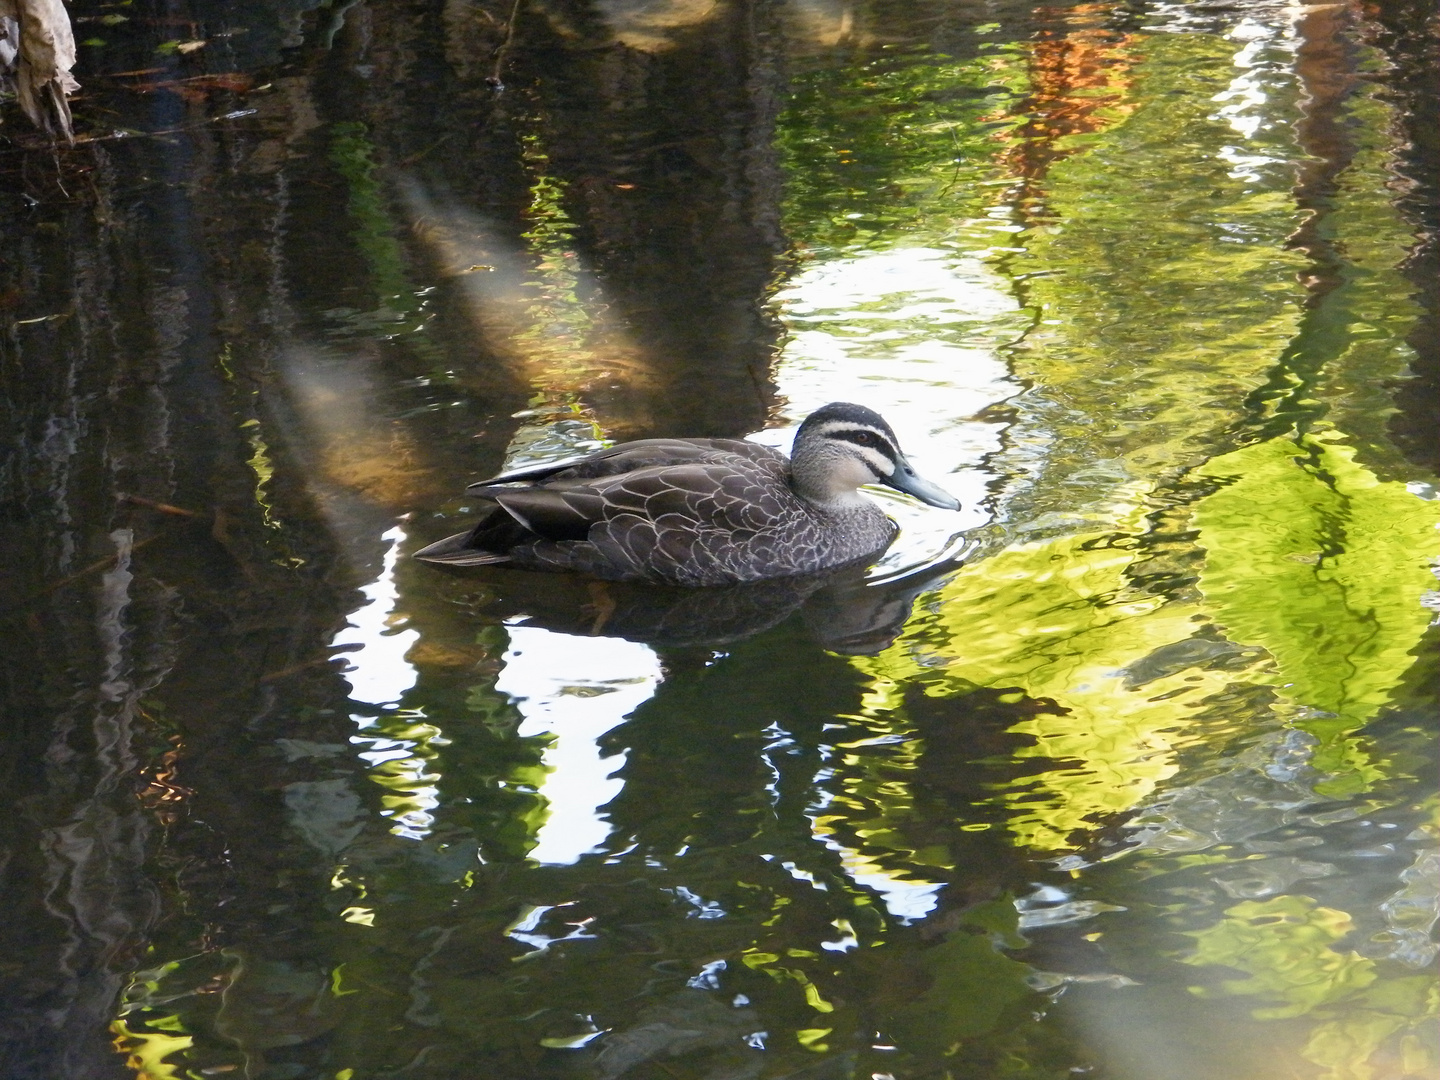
[2,1,1436,1078]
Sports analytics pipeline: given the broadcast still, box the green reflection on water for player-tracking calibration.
[856,522,1247,853]
[778,41,1028,254]
[328,122,429,336]
[1196,433,1439,795]
[792,19,1440,1080]
[998,29,1310,529]
[1186,894,1439,1079]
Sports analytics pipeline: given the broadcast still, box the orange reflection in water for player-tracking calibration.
[993,6,1139,190]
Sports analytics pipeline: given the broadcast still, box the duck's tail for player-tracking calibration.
[412,504,529,565]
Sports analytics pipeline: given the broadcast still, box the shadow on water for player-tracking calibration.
[416,557,963,654]
[0,0,1437,1077]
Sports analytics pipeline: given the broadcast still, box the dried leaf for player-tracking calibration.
[1,0,80,140]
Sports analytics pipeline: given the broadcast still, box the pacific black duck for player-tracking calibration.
[413,402,960,586]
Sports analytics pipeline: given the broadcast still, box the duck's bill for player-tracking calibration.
[886,456,961,511]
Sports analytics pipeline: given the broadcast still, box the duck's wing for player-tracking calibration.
[410,528,515,566]
[498,459,820,585]
[469,437,787,490]
[419,457,760,569]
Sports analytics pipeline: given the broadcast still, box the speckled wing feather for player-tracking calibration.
[512,458,831,586]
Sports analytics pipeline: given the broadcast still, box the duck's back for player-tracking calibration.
[485,437,789,485]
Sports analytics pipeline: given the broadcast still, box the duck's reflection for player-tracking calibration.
[423,556,962,655]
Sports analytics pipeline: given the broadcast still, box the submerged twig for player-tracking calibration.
[22,534,162,603]
[486,0,524,90]
[258,655,349,683]
[0,108,258,157]
[118,492,208,519]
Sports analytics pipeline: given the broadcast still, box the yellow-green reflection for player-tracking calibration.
[852,433,1437,851]
[215,343,305,564]
[1196,433,1440,794]
[108,954,234,1080]
[855,519,1256,852]
[238,418,283,533]
[816,708,950,878]
[515,134,599,393]
[1002,29,1311,526]
[1186,894,1438,1079]
[110,1017,192,1080]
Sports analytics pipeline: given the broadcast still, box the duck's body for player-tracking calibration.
[414,403,959,586]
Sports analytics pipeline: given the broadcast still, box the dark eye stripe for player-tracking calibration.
[829,428,898,463]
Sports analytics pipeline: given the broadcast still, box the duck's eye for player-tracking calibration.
[853,432,874,445]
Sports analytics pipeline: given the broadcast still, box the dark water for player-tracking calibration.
[2,1,1437,1077]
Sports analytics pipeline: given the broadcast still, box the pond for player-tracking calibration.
[1,0,1436,1077]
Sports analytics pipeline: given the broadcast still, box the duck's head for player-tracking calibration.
[790,402,960,511]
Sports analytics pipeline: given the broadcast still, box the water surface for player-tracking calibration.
[1,1,1436,1078]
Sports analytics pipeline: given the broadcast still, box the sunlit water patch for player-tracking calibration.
[497,626,662,864]
[333,525,421,708]
[1210,18,1296,145]
[329,525,448,839]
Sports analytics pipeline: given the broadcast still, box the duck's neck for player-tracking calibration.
[789,447,876,511]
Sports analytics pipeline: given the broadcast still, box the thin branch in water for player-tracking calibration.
[20,534,162,604]
[117,492,208,519]
[486,0,524,90]
[0,108,257,158]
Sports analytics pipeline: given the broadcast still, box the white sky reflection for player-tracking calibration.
[1211,17,1294,154]
[332,525,420,707]
[331,526,445,840]
[763,247,1022,571]
[497,626,661,864]
[763,247,1022,908]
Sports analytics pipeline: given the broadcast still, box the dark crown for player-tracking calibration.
[796,402,897,440]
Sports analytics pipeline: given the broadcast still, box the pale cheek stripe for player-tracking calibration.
[861,449,893,478]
